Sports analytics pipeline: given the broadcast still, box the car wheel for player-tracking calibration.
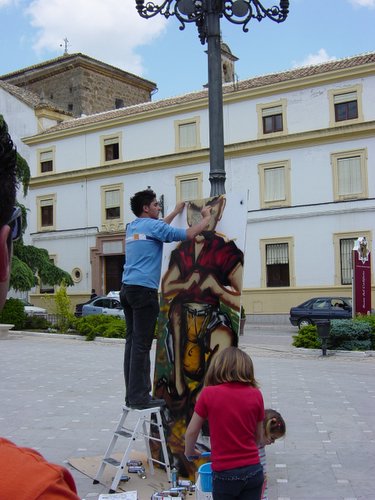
[298,318,312,329]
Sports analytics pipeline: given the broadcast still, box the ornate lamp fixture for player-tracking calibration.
[136,0,289,195]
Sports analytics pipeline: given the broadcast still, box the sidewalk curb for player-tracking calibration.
[294,347,374,357]
[9,330,125,344]
[11,329,374,357]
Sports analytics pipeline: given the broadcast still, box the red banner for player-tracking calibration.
[352,237,371,316]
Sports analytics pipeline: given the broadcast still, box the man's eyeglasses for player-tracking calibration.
[7,207,22,241]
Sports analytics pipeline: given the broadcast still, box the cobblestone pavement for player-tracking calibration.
[0,326,374,500]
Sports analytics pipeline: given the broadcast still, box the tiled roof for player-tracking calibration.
[0,80,41,108]
[0,80,71,115]
[0,52,156,87]
[33,52,375,135]
[237,52,375,91]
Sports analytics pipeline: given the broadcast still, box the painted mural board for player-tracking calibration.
[152,193,247,479]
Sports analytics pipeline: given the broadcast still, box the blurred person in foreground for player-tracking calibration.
[0,116,80,499]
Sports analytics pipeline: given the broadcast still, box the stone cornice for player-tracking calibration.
[29,121,375,189]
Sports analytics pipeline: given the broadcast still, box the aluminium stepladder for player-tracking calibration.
[93,405,171,494]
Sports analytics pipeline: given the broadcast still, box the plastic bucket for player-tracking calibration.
[198,462,212,492]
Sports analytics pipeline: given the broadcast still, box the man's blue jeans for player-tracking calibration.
[212,464,264,500]
[120,284,159,405]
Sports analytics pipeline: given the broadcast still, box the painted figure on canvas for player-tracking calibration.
[153,194,245,477]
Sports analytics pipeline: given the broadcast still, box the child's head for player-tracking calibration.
[263,409,286,445]
[204,346,258,388]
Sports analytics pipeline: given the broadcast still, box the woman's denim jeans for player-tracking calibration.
[212,463,264,500]
[120,284,159,405]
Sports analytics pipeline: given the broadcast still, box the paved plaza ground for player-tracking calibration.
[0,323,374,499]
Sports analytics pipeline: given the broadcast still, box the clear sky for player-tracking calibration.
[0,0,374,101]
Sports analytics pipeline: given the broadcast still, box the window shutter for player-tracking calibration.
[180,178,198,201]
[104,137,119,146]
[40,150,53,162]
[337,156,362,195]
[334,91,357,104]
[179,123,196,148]
[40,198,53,207]
[266,243,289,264]
[262,105,282,117]
[105,190,120,208]
[264,167,285,202]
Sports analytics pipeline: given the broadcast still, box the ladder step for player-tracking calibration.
[115,430,132,438]
[147,436,162,443]
[103,457,121,467]
[151,458,169,467]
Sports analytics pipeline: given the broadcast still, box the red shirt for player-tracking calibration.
[169,235,244,305]
[0,438,80,500]
[195,383,264,471]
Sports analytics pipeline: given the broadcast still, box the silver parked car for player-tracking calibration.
[20,299,48,317]
[81,296,124,318]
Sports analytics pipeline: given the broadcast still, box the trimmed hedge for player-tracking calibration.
[293,316,374,351]
[329,319,372,350]
[355,314,375,349]
[0,298,27,330]
[292,325,321,349]
[24,315,52,330]
[72,314,126,341]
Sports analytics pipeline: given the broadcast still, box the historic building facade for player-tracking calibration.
[2,52,374,316]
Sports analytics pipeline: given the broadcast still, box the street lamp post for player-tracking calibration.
[136,0,289,196]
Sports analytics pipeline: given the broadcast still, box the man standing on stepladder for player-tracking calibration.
[120,189,211,410]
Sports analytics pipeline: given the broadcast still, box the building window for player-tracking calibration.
[175,117,201,151]
[266,243,290,287]
[333,231,371,286]
[334,93,358,122]
[105,189,121,220]
[257,99,287,138]
[68,103,73,112]
[176,173,203,202]
[340,238,355,285]
[41,204,53,227]
[331,149,368,201]
[38,148,55,174]
[258,160,291,208]
[101,184,124,232]
[105,139,119,161]
[260,237,294,288]
[329,85,363,126]
[101,133,122,164]
[115,98,124,109]
[37,195,56,231]
[263,106,283,134]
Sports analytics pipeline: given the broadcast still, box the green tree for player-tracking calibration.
[51,280,74,333]
[1,114,73,291]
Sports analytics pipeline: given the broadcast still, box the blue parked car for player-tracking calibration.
[289,296,352,329]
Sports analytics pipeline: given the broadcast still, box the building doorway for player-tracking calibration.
[105,255,123,293]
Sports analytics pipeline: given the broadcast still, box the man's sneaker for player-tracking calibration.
[129,398,166,410]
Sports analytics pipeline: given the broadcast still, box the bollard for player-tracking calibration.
[315,320,330,356]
